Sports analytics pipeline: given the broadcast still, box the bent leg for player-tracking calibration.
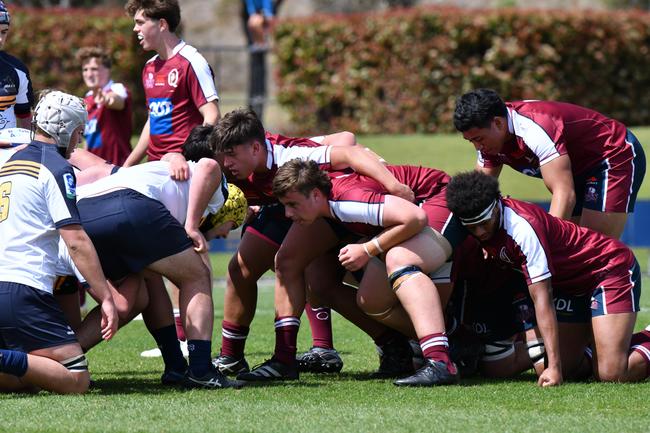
[591,312,637,382]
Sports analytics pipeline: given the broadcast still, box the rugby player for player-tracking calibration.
[204,108,417,379]
[454,88,646,238]
[0,90,117,394]
[266,159,467,386]
[446,170,650,385]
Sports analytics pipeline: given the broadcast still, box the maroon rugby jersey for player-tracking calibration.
[479,197,635,296]
[142,41,218,161]
[327,165,450,236]
[234,132,332,206]
[478,101,631,178]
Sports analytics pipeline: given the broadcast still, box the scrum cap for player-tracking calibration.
[33,91,87,149]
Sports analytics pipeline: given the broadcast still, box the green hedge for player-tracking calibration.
[274,7,650,134]
[7,7,147,129]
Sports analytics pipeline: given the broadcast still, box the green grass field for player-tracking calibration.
[2,130,650,433]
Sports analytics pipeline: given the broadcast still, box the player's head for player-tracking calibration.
[212,108,266,180]
[126,0,181,51]
[182,124,216,161]
[0,1,11,50]
[33,90,88,158]
[454,88,509,155]
[76,47,112,90]
[446,170,501,241]
[200,183,248,240]
[272,159,332,225]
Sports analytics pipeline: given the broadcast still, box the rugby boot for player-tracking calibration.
[373,335,415,378]
[393,359,459,387]
[212,353,250,375]
[296,347,344,373]
[183,366,244,389]
[236,357,299,382]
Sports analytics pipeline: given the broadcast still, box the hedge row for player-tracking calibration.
[274,7,650,134]
[7,7,148,128]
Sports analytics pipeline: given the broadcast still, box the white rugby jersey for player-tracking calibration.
[55,237,85,283]
[77,160,226,224]
[0,141,81,294]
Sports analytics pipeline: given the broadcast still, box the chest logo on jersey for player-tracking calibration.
[149,99,173,117]
[499,247,513,264]
[167,69,179,88]
[144,72,155,89]
[63,173,76,199]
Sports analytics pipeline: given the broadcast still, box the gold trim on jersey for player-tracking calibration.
[0,160,41,179]
[0,94,17,111]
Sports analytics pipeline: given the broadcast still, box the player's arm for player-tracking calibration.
[527,278,562,387]
[540,154,576,220]
[59,225,117,341]
[198,100,220,126]
[329,145,415,202]
[124,118,150,167]
[338,195,427,271]
[185,158,222,253]
[99,90,126,111]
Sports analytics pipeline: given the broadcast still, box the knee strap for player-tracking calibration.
[61,354,88,372]
[388,265,424,292]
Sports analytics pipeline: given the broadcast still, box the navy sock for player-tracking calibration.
[187,339,211,377]
[151,325,187,373]
[0,349,28,377]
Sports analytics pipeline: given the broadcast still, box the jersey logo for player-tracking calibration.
[63,173,76,199]
[499,247,513,264]
[167,68,179,88]
[144,72,155,89]
[149,98,174,135]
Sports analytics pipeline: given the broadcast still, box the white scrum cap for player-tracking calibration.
[33,90,87,149]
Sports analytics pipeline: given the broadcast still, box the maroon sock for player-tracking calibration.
[274,316,300,365]
[220,320,250,358]
[305,303,334,349]
[420,332,453,370]
[174,310,186,341]
[630,330,650,378]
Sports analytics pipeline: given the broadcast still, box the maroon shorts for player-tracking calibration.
[421,190,467,249]
[589,259,641,317]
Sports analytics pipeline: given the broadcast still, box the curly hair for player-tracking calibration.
[76,46,112,69]
[211,108,266,153]
[125,0,181,33]
[272,159,332,199]
[446,171,500,220]
[453,88,507,132]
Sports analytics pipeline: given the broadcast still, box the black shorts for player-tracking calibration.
[78,189,193,281]
[0,282,77,352]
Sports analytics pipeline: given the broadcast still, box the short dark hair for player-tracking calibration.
[453,88,507,132]
[272,159,332,198]
[125,0,181,33]
[182,125,215,161]
[76,47,112,69]
[212,108,266,153]
[446,171,501,220]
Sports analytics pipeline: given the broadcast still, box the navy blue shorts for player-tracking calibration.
[0,282,77,352]
[77,189,193,281]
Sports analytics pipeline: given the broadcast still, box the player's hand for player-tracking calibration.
[186,227,209,253]
[338,243,371,271]
[243,206,260,225]
[93,88,107,106]
[100,298,118,341]
[538,366,563,387]
[168,155,190,181]
[388,182,415,203]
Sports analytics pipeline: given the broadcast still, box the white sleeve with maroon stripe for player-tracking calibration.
[511,111,561,166]
[180,45,219,103]
[328,196,384,227]
[273,145,332,167]
[502,206,552,284]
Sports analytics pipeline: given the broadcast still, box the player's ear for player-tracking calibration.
[493,116,507,133]
[159,17,169,32]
